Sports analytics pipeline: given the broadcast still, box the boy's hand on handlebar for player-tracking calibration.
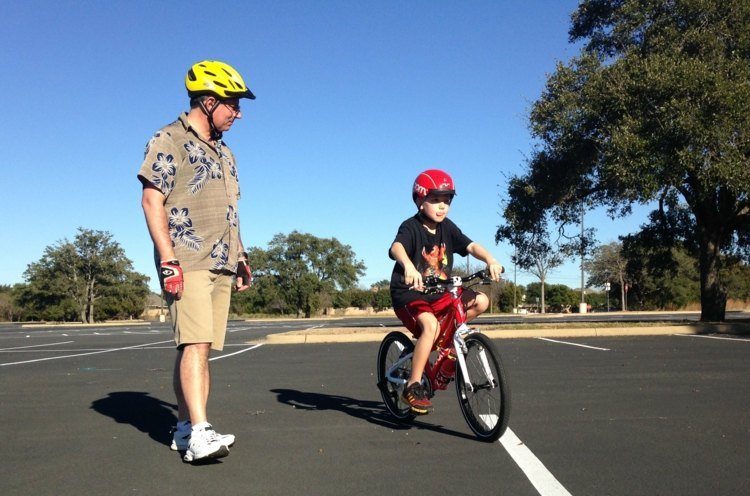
[487,262,505,282]
[404,267,424,291]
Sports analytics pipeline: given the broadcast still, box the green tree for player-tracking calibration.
[371,288,392,312]
[721,257,750,302]
[497,220,565,314]
[20,228,150,323]
[0,285,20,321]
[546,284,579,312]
[95,271,151,320]
[501,0,750,321]
[260,231,366,317]
[586,241,629,310]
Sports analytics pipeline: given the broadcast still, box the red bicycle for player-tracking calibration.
[377,270,510,442]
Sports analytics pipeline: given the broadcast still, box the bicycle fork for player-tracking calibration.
[453,325,497,394]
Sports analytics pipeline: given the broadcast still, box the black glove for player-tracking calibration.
[236,255,252,290]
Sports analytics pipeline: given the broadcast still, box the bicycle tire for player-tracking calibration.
[376,331,416,422]
[455,333,510,442]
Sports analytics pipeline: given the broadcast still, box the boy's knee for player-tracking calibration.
[417,313,439,337]
[474,293,489,313]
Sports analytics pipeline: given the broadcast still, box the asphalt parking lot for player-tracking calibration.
[1,321,748,495]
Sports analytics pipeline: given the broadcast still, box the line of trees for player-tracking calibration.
[1,229,378,322]
[3,215,749,323]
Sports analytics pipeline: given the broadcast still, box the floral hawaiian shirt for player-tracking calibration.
[138,113,243,273]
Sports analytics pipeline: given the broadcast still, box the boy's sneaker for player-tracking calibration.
[402,382,433,415]
[170,422,235,451]
[182,424,230,463]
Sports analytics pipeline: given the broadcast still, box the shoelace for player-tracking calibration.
[201,426,222,443]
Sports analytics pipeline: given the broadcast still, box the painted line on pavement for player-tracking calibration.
[210,343,264,361]
[500,428,572,496]
[228,326,258,333]
[537,337,610,351]
[0,339,174,367]
[0,341,75,351]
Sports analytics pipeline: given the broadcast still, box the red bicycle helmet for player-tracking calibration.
[412,169,456,204]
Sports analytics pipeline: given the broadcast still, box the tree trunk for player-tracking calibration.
[86,280,95,324]
[698,232,726,322]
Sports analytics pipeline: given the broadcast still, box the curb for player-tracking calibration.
[260,323,750,345]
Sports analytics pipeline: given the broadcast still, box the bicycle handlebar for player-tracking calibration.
[423,269,496,294]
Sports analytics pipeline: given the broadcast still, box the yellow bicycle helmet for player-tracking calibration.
[185,60,256,100]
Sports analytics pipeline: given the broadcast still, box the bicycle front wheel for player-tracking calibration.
[377,331,416,422]
[455,333,510,442]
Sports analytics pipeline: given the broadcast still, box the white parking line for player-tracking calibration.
[0,341,74,351]
[537,337,610,351]
[227,326,256,333]
[210,343,264,361]
[500,428,572,496]
[0,339,174,367]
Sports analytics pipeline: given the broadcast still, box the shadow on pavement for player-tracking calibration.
[90,391,178,447]
[270,388,476,441]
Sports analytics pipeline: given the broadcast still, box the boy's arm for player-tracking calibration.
[390,242,424,290]
[466,242,504,282]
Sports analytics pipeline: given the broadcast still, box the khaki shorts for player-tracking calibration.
[166,270,233,351]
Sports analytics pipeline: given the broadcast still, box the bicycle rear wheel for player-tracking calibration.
[377,331,416,422]
[455,333,510,441]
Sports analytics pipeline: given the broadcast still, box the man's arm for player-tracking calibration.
[141,183,183,299]
[141,184,175,261]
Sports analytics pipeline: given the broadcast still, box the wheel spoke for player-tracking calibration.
[455,334,510,441]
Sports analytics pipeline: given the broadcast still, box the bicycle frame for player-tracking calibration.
[384,273,497,395]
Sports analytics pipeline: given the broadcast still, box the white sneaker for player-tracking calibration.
[182,424,230,463]
[170,422,235,451]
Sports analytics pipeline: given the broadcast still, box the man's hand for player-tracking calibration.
[236,256,253,291]
[159,260,184,299]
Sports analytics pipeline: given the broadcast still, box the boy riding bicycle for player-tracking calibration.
[389,169,504,415]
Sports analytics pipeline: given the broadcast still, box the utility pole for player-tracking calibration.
[513,245,517,313]
[579,205,586,313]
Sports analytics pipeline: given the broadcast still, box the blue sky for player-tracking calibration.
[0,0,651,293]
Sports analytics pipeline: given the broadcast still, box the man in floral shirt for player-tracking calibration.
[138,60,255,464]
